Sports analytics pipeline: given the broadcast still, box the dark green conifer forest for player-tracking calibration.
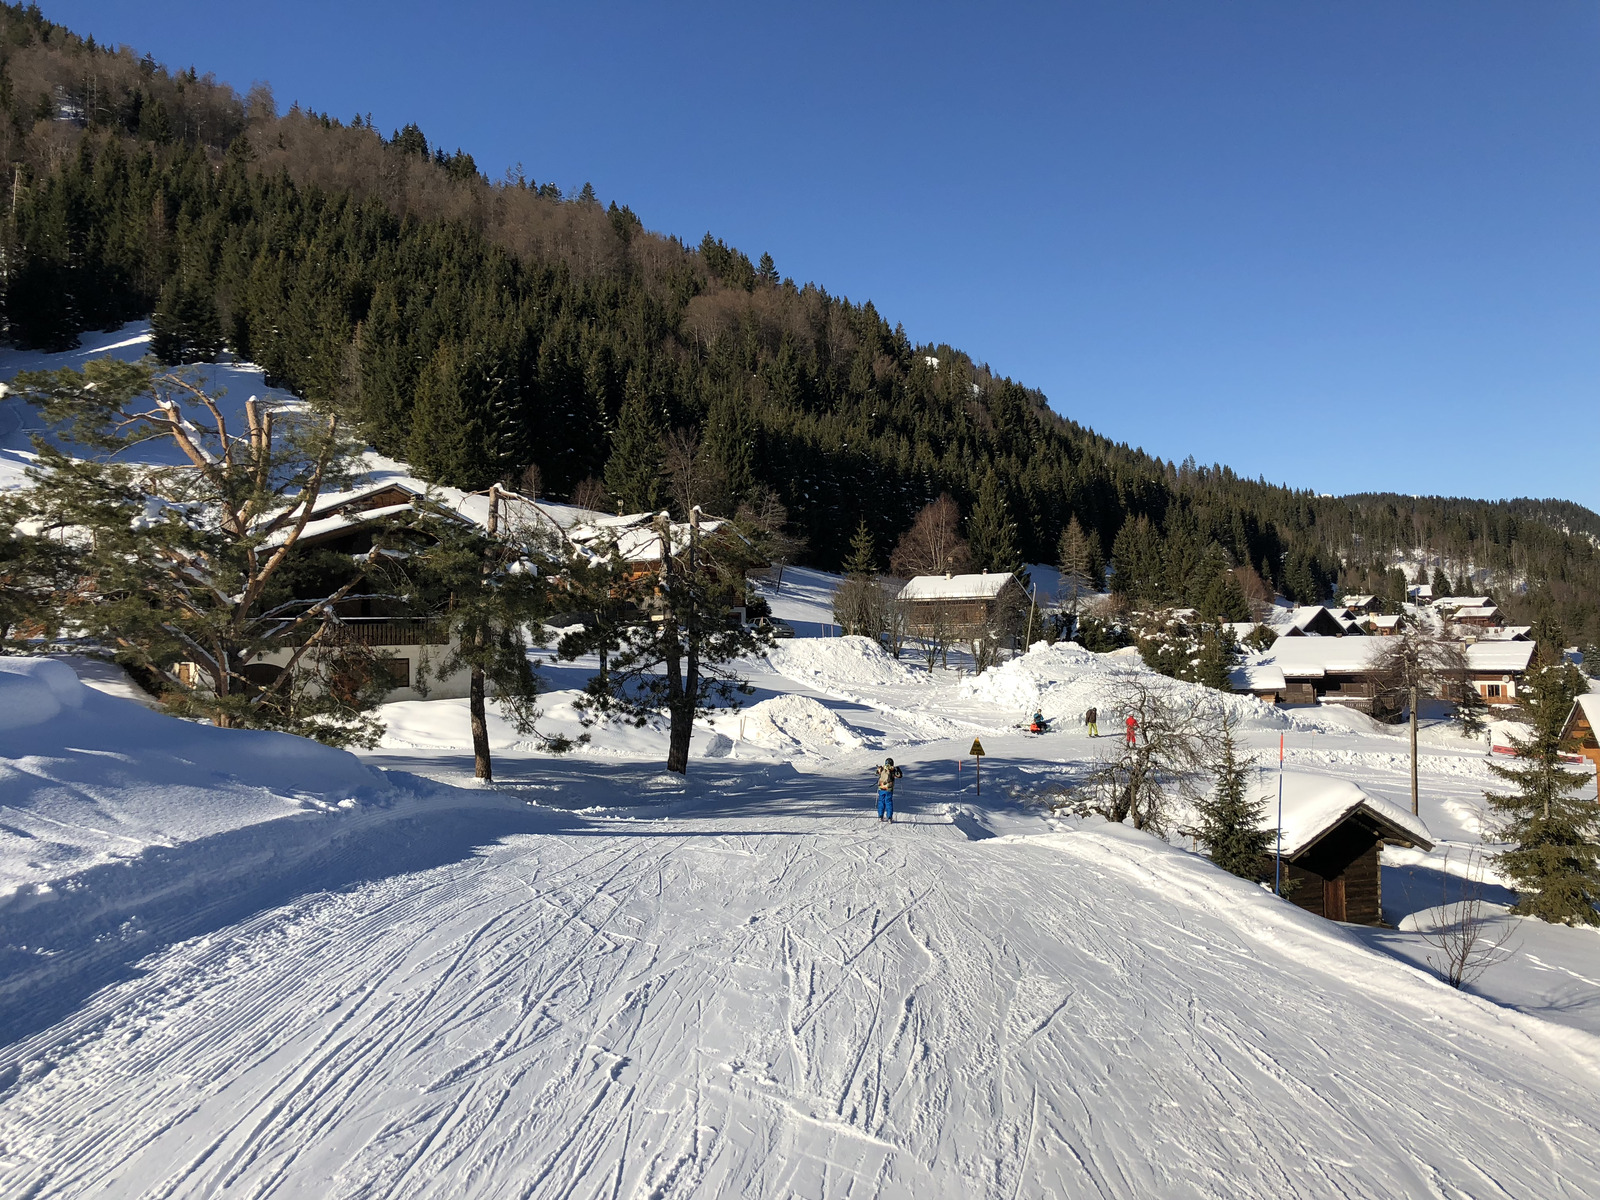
[1,3,1596,644]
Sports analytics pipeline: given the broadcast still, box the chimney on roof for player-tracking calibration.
[945,571,952,580]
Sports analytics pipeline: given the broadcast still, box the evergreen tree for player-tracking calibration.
[406,342,494,490]
[1192,712,1272,879]
[604,374,664,512]
[967,471,1021,575]
[833,519,887,636]
[756,251,779,284]
[11,358,387,743]
[150,276,223,365]
[402,488,568,780]
[1431,566,1451,600]
[842,518,878,576]
[576,513,768,775]
[1194,626,1236,692]
[1486,661,1600,925]
[1454,679,1490,738]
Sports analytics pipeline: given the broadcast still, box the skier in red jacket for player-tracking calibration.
[1125,714,1138,747]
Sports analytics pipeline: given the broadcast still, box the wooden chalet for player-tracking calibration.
[1266,773,1434,924]
[1434,596,1490,615]
[1451,605,1504,629]
[1339,594,1382,615]
[1462,641,1535,705]
[896,571,1028,639]
[1560,695,1600,800]
[1259,638,1387,711]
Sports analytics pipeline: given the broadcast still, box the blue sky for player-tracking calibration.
[46,2,1600,509]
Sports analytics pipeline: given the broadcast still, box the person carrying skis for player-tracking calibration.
[875,757,903,822]
[1084,706,1098,737]
[1125,714,1138,747]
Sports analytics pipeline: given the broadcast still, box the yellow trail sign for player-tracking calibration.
[969,738,986,757]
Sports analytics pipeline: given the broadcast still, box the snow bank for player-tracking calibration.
[727,694,867,755]
[0,658,388,897]
[956,641,1290,729]
[763,634,925,691]
[0,657,86,731]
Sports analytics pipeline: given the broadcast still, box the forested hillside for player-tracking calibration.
[2,3,1595,645]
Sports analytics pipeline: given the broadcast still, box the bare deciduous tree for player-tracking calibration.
[1054,677,1216,834]
[1416,850,1516,989]
[891,494,971,578]
[569,475,611,514]
[663,427,727,518]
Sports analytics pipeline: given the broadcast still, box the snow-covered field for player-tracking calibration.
[5,332,1600,1197]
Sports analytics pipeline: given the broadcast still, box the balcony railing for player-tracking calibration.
[326,617,452,647]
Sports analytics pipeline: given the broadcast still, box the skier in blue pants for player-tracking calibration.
[875,758,903,822]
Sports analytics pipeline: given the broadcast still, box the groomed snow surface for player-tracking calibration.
[3,637,1600,1199]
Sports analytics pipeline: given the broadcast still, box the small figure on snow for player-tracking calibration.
[875,757,903,822]
[1125,714,1138,747]
[1084,706,1098,737]
[1030,710,1047,734]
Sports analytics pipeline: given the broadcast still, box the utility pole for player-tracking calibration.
[1410,682,1420,816]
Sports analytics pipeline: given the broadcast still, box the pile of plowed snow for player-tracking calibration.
[720,694,867,756]
[958,641,1290,728]
[0,657,394,896]
[763,634,926,692]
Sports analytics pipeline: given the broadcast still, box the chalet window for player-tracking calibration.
[1486,684,1501,698]
[378,657,411,689]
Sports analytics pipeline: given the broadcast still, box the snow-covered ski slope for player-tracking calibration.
[6,331,1600,1197]
[4,638,1600,1198]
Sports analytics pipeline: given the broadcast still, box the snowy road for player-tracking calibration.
[5,777,1600,1199]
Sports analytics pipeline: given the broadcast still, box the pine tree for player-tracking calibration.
[833,519,887,636]
[1454,679,1490,738]
[843,519,877,576]
[1432,566,1451,600]
[151,276,223,365]
[967,471,1019,575]
[406,342,493,489]
[1192,712,1272,879]
[1194,626,1236,692]
[757,252,779,284]
[604,374,664,512]
[1486,661,1599,925]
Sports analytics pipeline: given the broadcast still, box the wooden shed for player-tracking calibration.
[1263,773,1435,925]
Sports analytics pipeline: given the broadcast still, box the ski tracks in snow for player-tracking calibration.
[3,809,1600,1198]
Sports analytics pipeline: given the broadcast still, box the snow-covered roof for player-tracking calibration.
[275,502,417,548]
[1340,594,1377,608]
[1367,614,1403,629]
[1464,641,1536,673]
[1230,663,1287,692]
[1251,638,1386,679]
[897,572,1018,602]
[1407,584,1434,600]
[1568,694,1600,735]
[1435,596,1490,610]
[1451,606,1500,621]
[1260,771,1434,859]
[1473,625,1530,642]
